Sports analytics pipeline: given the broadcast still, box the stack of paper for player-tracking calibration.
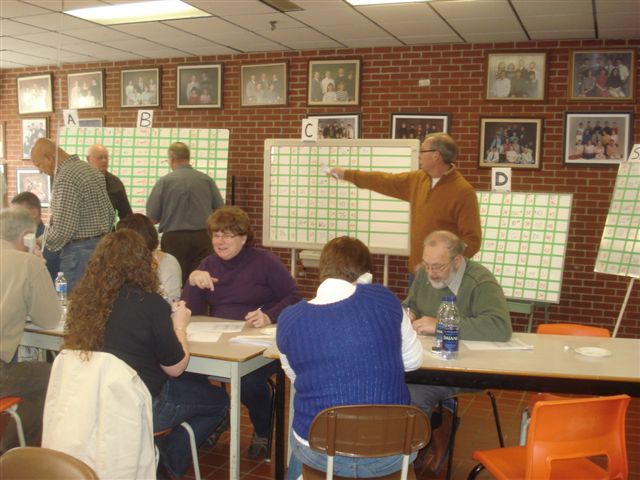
[461,338,534,351]
[187,322,243,342]
[229,335,274,347]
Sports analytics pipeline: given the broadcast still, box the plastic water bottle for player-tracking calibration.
[440,295,460,360]
[54,272,68,308]
[432,299,447,354]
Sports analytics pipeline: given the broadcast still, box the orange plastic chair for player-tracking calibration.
[0,396,26,448]
[468,394,630,480]
[536,323,610,337]
[302,405,431,480]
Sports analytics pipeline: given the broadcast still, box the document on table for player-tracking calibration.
[229,335,274,347]
[187,322,243,342]
[461,338,534,351]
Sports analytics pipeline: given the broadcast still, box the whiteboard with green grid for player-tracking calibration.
[57,127,229,212]
[263,139,419,255]
[473,191,573,303]
[595,152,640,279]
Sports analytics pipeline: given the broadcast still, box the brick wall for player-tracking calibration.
[1,38,638,336]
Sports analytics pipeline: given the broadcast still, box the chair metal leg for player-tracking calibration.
[445,398,459,480]
[519,408,530,446]
[265,378,276,463]
[180,422,201,480]
[486,391,504,448]
[6,404,26,447]
[467,463,485,480]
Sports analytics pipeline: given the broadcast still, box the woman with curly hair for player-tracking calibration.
[64,229,229,479]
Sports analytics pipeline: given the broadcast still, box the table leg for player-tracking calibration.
[230,362,241,480]
[274,366,285,480]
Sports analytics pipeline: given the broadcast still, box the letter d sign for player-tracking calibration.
[491,167,511,192]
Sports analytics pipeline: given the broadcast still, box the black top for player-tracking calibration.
[105,171,132,220]
[104,285,184,396]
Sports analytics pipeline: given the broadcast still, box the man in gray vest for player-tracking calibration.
[147,142,224,284]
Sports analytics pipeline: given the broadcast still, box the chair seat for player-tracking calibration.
[473,446,609,480]
[302,463,416,480]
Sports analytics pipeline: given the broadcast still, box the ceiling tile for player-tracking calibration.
[512,0,591,16]
[529,29,594,40]
[599,27,640,38]
[0,18,46,36]
[13,12,99,30]
[0,0,53,17]
[177,45,239,56]
[112,22,217,48]
[221,12,306,32]
[0,59,31,68]
[463,31,529,42]
[287,1,366,26]
[0,50,53,65]
[185,0,276,16]
[61,25,139,42]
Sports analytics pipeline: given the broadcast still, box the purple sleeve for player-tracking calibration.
[262,251,301,323]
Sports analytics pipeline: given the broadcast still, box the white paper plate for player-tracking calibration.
[574,346,611,358]
[260,326,277,337]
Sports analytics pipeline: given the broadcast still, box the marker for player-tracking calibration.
[321,163,339,179]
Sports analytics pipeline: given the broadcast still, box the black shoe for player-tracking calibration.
[248,433,269,459]
[206,414,230,447]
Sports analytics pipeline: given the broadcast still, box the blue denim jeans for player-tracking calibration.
[287,434,416,479]
[153,372,229,478]
[60,237,101,293]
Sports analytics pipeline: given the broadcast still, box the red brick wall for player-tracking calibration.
[1,38,638,336]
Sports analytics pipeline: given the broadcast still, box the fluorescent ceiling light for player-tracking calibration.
[65,0,211,25]
[346,0,429,5]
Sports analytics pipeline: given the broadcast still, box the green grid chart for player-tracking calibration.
[473,191,573,303]
[595,146,640,279]
[57,127,229,212]
[263,139,420,255]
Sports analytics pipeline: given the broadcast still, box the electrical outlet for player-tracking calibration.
[418,78,431,87]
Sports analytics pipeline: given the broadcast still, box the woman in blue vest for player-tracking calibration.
[277,236,423,479]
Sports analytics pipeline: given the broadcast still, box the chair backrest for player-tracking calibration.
[0,446,99,479]
[536,323,610,337]
[525,394,630,479]
[308,404,430,458]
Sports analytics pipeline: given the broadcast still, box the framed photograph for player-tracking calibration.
[306,113,361,139]
[21,118,48,160]
[121,68,161,108]
[176,64,222,109]
[479,118,542,169]
[16,168,51,207]
[0,122,5,160]
[390,113,450,140]
[241,62,287,107]
[17,73,53,114]
[79,117,104,127]
[307,58,361,106]
[68,70,104,109]
[485,51,547,101]
[568,49,636,101]
[563,112,633,165]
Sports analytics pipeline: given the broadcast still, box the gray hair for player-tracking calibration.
[423,133,458,165]
[0,208,36,243]
[423,230,467,259]
[168,142,190,162]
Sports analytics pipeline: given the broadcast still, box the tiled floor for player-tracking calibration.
[186,390,640,479]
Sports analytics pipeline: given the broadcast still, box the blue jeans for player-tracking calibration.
[153,372,229,478]
[60,237,102,293]
[408,384,481,418]
[287,434,416,479]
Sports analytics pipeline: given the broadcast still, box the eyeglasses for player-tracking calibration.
[212,233,238,240]
[420,148,438,154]
[421,259,452,273]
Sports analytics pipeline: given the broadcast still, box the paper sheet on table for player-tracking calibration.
[187,322,243,342]
[461,338,534,351]
[229,335,274,347]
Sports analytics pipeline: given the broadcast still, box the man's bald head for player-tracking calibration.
[31,138,61,176]
[87,144,109,173]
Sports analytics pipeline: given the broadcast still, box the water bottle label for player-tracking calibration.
[442,326,459,353]
[56,283,67,294]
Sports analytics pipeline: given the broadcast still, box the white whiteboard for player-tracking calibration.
[473,191,573,303]
[595,144,640,279]
[263,139,420,255]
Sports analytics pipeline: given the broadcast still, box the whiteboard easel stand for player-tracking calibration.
[612,277,635,338]
[290,248,298,278]
[383,255,389,287]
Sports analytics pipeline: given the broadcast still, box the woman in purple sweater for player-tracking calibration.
[182,206,300,458]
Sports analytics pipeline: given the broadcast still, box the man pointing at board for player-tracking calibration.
[329,133,481,278]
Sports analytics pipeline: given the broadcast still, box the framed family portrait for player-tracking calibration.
[485,51,547,101]
[241,62,287,107]
[568,49,636,101]
[16,168,51,207]
[121,68,161,107]
[390,113,450,140]
[68,70,104,109]
[307,113,361,139]
[79,117,104,127]
[563,112,633,165]
[479,118,542,169]
[308,58,361,106]
[21,118,48,160]
[17,73,53,115]
[176,64,222,109]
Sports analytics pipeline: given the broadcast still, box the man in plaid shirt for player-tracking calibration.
[31,138,114,292]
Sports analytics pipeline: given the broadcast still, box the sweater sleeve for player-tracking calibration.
[180,257,212,315]
[454,187,482,258]
[343,170,414,202]
[262,252,301,323]
[459,281,512,342]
